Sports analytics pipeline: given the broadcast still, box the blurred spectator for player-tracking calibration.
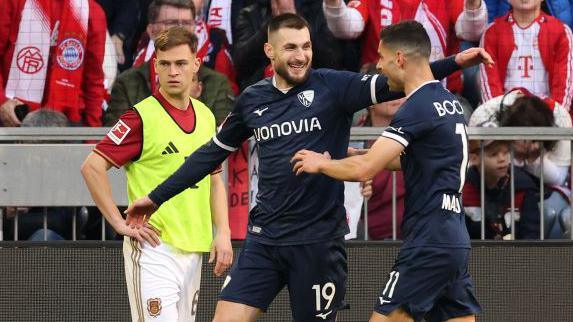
[104,0,234,125]
[485,0,511,22]
[480,0,573,111]
[545,0,573,28]
[464,128,540,240]
[133,0,238,92]
[470,88,571,186]
[233,0,361,91]
[96,0,139,71]
[322,0,487,94]
[0,0,107,127]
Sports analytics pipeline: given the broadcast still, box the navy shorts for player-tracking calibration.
[374,247,482,322]
[219,238,347,322]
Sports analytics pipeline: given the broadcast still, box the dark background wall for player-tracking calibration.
[1,241,571,322]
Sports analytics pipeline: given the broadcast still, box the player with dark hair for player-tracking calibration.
[293,20,484,322]
[125,14,491,322]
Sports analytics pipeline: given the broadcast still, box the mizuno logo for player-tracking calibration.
[316,310,332,320]
[297,90,314,107]
[161,141,179,155]
[388,126,404,134]
[253,107,269,116]
[379,297,391,305]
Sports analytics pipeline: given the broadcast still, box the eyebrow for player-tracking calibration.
[283,41,311,48]
[157,59,189,64]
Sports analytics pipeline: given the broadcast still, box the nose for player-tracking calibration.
[168,63,179,76]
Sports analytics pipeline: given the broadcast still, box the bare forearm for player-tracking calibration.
[210,175,230,234]
[80,156,124,228]
[320,155,378,182]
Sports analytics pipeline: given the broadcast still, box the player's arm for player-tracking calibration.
[292,137,404,182]
[81,152,160,246]
[125,98,253,228]
[208,173,233,277]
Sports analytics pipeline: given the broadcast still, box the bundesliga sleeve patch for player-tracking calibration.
[107,120,131,145]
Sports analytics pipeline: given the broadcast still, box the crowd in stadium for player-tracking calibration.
[1,0,572,241]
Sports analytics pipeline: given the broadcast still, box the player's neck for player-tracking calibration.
[512,8,540,27]
[159,87,189,110]
[272,76,294,93]
[403,65,434,97]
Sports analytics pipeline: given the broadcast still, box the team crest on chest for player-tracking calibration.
[297,90,314,107]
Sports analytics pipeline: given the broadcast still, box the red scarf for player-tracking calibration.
[6,0,88,115]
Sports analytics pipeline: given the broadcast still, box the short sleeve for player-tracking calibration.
[213,95,253,151]
[381,101,433,147]
[319,69,403,114]
[94,110,143,167]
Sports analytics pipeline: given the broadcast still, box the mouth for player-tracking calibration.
[167,81,180,86]
[288,61,307,73]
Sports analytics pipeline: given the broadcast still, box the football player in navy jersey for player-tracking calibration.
[293,21,485,322]
[126,13,491,322]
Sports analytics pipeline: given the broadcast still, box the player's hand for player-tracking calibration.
[124,196,158,229]
[0,99,23,127]
[116,221,161,247]
[209,230,233,277]
[455,47,494,68]
[291,150,331,175]
[360,179,373,200]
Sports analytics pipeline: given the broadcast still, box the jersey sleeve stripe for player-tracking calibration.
[382,131,409,147]
[370,74,379,104]
[213,135,238,152]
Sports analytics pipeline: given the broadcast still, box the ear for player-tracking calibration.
[153,57,159,70]
[192,56,201,73]
[264,42,274,60]
[469,153,480,166]
[395,51,406,68]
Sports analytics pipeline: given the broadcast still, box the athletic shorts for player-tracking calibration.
[219,238,347,322]
[374,246,482,322]
[123,237,202,322]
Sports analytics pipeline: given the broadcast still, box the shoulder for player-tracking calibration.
[89,0,107,22]
[514,167,539,191]
[191,98,216,128]
[553,103,572,127]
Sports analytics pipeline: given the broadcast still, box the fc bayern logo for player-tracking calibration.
[16,46,44,74]
[56,38,84,70]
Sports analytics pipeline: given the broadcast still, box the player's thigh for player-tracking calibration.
[286,238,347,322]
[370,309,414,322]
[426,249,481,322]
[177,253,203,322]
[374,247,460,322]
[124,238,183,322]
[212,300,262,322]
[219,239,285,313]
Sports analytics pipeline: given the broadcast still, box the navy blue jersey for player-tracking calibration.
[215,69,399,245]
[148,58,461,246]
[382,81,471,249]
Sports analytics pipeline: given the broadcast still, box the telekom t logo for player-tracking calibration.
[518,56,533,78]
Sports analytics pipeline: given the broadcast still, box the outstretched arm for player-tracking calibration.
[292,136,404,182]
